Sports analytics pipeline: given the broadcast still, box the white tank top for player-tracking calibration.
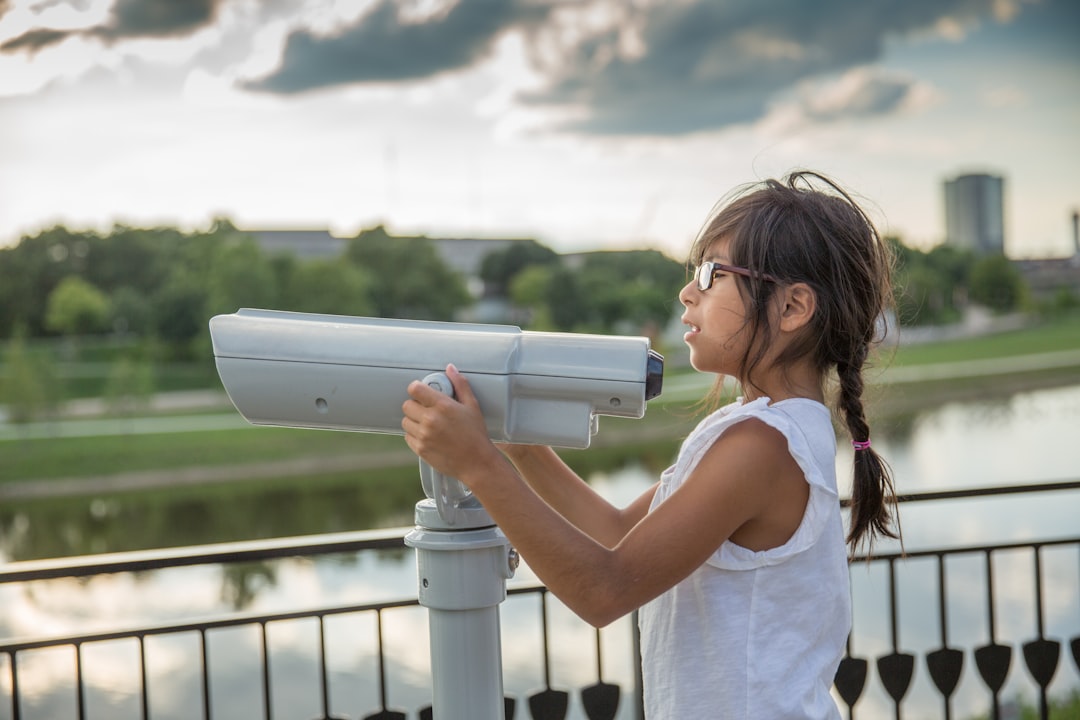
[638,396,849,719]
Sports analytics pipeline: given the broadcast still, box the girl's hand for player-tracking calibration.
[401,364,500,483]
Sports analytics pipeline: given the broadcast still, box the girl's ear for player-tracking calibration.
[778,282,816,333]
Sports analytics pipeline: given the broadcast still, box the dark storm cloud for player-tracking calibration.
[1,27,69,52]
[245,0,551,94]
[1,0,222,54]
[520,0,1014,136]
[0,0,1046,138]
[802,72,916,122]
[96,0,221,39]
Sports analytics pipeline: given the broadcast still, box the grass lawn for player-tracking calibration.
[889,312,1080,365]
[0,424,408,483]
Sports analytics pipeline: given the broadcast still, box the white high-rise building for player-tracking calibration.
[944,173,1005,255]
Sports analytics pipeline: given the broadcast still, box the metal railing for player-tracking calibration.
[2,481,1078,720]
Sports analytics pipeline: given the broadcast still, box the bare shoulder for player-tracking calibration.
[691,416,809,551]
[699,416,794,478]
[670,416,796,512]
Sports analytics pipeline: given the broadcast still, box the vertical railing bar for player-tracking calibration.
[888,558,901,720]
[540,590,553,689]
[317,615,331,719]
[844,633,855,720]
[937,554,950,646]
[138,635,150,720]
[261,621,272,720]
[1032,546,1049,720]
[375,609,390,710]
[985,550,997,643]
[937,553,952,720]
[9,651,20,720]
[200,628,212,720]
[888,558,900,651]
[1032,545,1045,638]
[75,643,85,720]
[984,550,1000,720]
[594,626,603,680]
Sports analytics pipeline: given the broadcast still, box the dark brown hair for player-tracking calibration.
[689,170,899,554]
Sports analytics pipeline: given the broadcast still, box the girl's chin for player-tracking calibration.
[686,354,711,374]
[687,352,726,376]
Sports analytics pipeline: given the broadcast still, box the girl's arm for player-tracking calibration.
[498,444,655,549]
[402,365,805,628]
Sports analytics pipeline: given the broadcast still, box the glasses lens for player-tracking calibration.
[696,261,715,291]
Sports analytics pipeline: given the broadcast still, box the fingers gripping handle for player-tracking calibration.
[419,372,472,526]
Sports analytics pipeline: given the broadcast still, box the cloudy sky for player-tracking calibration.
[1,0,1077,259]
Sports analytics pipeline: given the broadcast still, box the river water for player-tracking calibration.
[1,381,1079,719]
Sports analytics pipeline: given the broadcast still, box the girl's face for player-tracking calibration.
[678,240,754,377]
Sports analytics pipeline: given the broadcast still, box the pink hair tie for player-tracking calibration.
[852,439,872,451]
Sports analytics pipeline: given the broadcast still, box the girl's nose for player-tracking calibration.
[678,278,697,306]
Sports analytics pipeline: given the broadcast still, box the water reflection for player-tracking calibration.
[2,382,1079,719]
[0,468,427,562]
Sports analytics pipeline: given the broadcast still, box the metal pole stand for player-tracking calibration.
[404,373,518,720]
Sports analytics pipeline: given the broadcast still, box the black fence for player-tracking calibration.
[2,481,1078,720]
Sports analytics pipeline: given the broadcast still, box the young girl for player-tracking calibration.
[401,170,899,719]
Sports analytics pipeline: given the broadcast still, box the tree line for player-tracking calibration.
[0,221,1040,353]
[889,239,1034,326]
[0,221,688,355]
[0,220,1047,422]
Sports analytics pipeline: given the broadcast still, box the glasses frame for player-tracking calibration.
[694,261,778,291]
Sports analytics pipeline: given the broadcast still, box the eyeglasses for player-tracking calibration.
[693,261,778,291]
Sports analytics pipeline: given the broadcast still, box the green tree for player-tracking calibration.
[152,273,207,360]
[346,227,469,320]
[1043,286,1078,316]
[546,267,587,331]
[479,239,560,296]
[84,225,177,298]
[281,258,373,316]
[925,244,972,288]
[577,250,684,333]
[205,236,279,318]
[0,325,59,423]
[895,264,954,326]
[509,265,556,328]
[45,276,111,336]
[0,226,95,337]
[109,286,154,335]
[969,254,1027,313]
[890,237,975,326]
[268,254,301,308]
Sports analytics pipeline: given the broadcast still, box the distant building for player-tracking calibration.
[1012,209,1080,302]
[245,229,347,260]
[422,237,526,281]
[944,173,1005,255]
[1014,256,1080,300]
[243,227,533,294]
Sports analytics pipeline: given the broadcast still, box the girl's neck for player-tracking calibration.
[739,364,824,405]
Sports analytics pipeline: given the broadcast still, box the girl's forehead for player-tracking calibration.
[701,237,731,261]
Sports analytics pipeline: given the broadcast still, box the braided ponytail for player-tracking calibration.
[837,345,899,554]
